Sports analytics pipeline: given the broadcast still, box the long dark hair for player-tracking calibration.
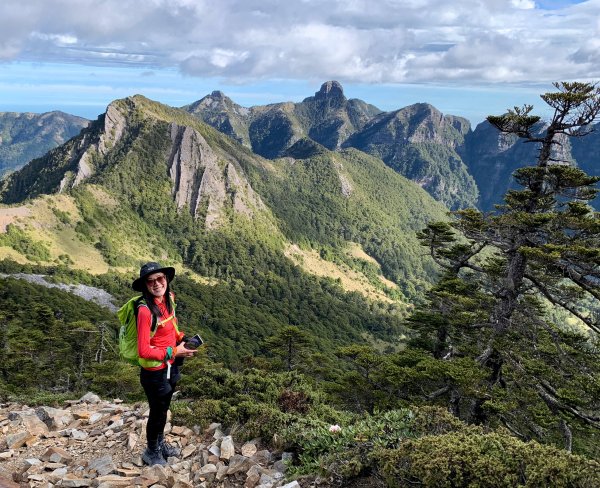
[141,282,173,318]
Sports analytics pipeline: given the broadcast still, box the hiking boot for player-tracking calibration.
[142,445,166,466]
[158,435,181,458]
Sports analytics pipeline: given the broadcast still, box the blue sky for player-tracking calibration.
[0,0,596,127]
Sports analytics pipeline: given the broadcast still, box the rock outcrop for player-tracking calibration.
[183,92,251,147]
[59,102,128,192]
[168,124,265,228]
[301,81,379,151]
[0,273,118,312]
[0,393,304,488]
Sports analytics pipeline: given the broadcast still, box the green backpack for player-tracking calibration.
[117,295,177,367]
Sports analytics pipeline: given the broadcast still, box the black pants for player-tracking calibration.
[140,364,180,443]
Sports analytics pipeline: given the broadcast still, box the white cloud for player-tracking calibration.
[512,0,536,8]
[0,0,597,85]
[30,32,78,45]
[209,49,250,69]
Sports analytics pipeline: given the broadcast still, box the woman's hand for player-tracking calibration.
[175,343,198,358]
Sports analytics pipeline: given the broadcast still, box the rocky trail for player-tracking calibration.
[0,393,317,488]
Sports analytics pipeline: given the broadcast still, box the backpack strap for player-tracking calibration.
[168,292,179,336]
[134,297,158,333]
[135,294,177,334]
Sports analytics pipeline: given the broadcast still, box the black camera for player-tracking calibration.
[184,334,204,350]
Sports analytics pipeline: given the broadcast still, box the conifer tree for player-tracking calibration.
[411,82,600,452]
[263,325,313,372]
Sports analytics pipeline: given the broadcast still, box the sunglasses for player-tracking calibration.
[146,275,167,286]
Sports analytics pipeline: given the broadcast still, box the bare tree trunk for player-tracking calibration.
[470,398,486,425]
[560,419,573,453]
[449,389,460,418]
[96,323,107,363]
[492,248,527,334]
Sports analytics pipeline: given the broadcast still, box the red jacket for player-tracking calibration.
[137,294,185,370]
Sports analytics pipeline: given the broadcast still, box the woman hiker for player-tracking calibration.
[132,262,198,466]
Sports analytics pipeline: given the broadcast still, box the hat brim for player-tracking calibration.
[132,266,176,292]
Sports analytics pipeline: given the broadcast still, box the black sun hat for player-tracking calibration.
[132,262,176,292]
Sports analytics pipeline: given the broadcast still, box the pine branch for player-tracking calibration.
[426,385,450,400]
[499,415,526,439]
[525,272,600,334]
[558,264,600,302]
[537,381,600,428]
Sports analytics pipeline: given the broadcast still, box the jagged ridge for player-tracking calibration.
[185,81,477,210]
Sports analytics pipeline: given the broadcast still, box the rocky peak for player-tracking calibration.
[200,91,233,108]
[58,101,128,192]
[189,91,243,114]
[391,103,467,147]
[184,91,251,146]
[467,120,517,156]
[401,103,441,121]
[314,81,345,102]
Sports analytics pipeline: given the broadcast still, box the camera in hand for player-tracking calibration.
[184,334,203,350]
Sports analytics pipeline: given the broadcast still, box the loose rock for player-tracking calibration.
[0,398,307,488]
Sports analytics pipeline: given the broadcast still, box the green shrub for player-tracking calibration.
[226,400,291,439]
[0,382,77,406]
[169,397,283,436]
[0,224,51,261]
[0,258,32,274]
[74,221,95,241]
[282,408,414,477]
[378,429,600,488]
[409,405,470,436]
[173,398,230,431]
[85,360,142,401]
[172,398,246,429]
[279,406,600,487]
[51,207,71,225]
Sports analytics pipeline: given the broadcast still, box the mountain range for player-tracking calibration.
[0,88,466,387]
[184,81,600,211]
[0,92,449,315]
[184,81,478,210]
[1,83,599,485]
[1,81,598,320]
[0,111,89,178]
[2,81,599,213]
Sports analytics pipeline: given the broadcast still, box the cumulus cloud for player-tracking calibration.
[0,0,597,84]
